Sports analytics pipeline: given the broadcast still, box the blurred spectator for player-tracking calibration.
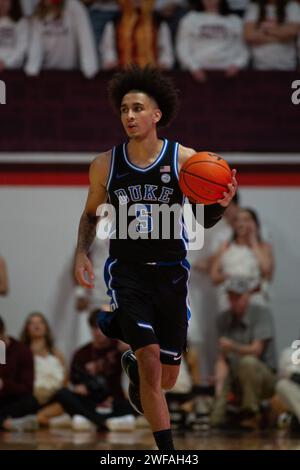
[244,0,300,70]
[45,309,132,430]
[211,277,277,429]
[70,309,124,401]
[176,0,249,81]
[209,194,272,256]
[0,254,9,295]
[210,208,274,312]
[100,0,174,70]
[0,316,35,430]
[276,338,300,434]
[20,312,66,405]
[155,0,189,41]
[1,312,67,431]
[25,0,98,78]
[0,0,28,72]
[81,1,119,53]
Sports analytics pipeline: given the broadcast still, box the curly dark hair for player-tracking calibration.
[108,65,179,127]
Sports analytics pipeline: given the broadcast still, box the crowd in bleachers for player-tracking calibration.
[0,310,139,432]
[1,0,300,78]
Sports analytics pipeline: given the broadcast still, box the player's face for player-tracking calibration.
[120,92,162,139]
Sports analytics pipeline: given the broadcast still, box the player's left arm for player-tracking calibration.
[178,145,238,228]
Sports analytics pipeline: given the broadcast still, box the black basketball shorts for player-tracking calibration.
[98,258,191,365]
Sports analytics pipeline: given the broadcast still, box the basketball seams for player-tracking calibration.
[181,168,228,190]
[180,171,217,203]
[183,159,231,176]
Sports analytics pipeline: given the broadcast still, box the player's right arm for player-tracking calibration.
[75,151,111,288]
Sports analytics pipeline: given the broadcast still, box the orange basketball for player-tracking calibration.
[179,152,231,205]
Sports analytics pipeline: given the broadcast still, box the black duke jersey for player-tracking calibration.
[106,138,187,263]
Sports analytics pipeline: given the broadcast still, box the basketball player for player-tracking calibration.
[75,65,237,450]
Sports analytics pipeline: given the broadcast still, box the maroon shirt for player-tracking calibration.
[70,340,124,400]
[0,337,34,400]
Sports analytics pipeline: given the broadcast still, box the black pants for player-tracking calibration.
[0,395,40,428]
[54,388,133,429]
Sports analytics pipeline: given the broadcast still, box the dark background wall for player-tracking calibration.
[0,70,299,153]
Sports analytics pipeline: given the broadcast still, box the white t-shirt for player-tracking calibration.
[25,0,98,78]
[244,1,300,70]
[176,12,249,70]
[0,17,28,68]
[34,354,64,404]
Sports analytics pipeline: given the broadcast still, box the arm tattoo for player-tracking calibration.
[76,213,98,255]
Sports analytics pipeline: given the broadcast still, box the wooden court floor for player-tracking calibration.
[0,429,299,450]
